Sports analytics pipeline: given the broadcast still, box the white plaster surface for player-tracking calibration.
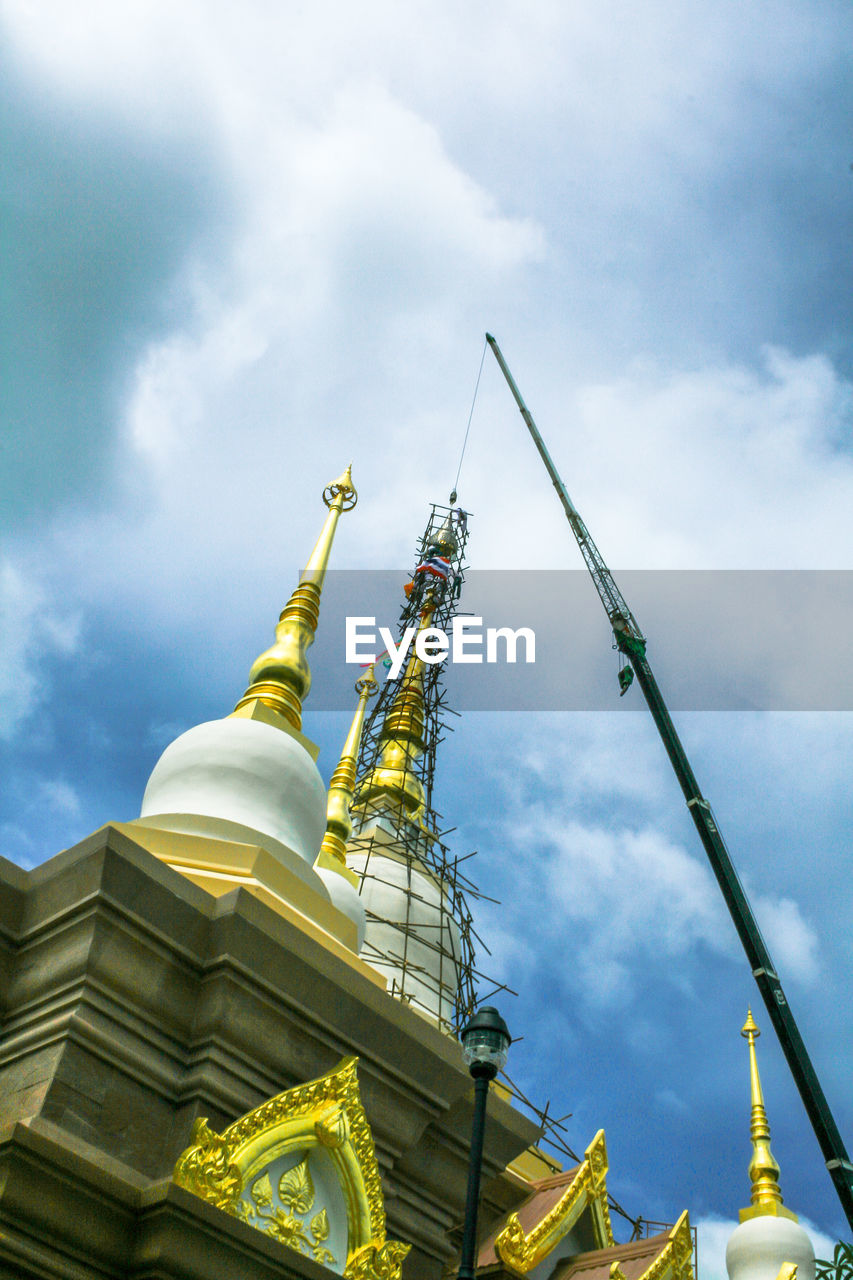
[315,867,367,951]
[141,717,327,864]
[726,1215,816,1280]
[348,847,460,1024]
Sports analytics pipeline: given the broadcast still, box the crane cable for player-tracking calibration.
[450,336,488,502]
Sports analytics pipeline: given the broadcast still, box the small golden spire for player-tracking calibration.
[431,511,459,558]
[352,601,436,828]
[233,466,357,732]
[739,1010,797,1222]
[319,665,378,869]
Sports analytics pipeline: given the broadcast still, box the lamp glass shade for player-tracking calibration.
[460,1007,510,1072]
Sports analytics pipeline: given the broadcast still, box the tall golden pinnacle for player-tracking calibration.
[739,1010,798,1222]
[352,601,435,827]
[319,665,378,869]
[233,465,357,732]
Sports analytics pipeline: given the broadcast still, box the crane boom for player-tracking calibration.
[486,332,853,1231]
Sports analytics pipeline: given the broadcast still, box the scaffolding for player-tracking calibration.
[347,502,512,1034]
[345,502,649,1239]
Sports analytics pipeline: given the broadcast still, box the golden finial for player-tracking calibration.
[739,1010,797,1221]
[431,511,459,558]
[232,466,357,732]
[317,665,378,872]
[352,602,436,829]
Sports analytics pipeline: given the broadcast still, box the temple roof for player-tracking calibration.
[552,1225,688,1280]
[473,1132,693,1280]
[476,1131,615,1276]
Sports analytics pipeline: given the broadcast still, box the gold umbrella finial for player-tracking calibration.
[232,466,358,732]
[738,1010,797,1222]
[318,665,379,871]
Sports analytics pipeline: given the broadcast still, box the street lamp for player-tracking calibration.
[458,1006,512,1280]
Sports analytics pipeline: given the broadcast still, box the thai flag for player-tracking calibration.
[404,554,452,598]
[415,555,451,581]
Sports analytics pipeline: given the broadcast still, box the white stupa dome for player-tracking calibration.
[348,829,461,1026]
[140,716,328,867]
[726,1215,815,1280]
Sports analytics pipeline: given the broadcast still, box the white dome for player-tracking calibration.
[726,1216,815,1280]
[140,716,327,865]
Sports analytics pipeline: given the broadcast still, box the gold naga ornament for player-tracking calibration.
[494,1130,615,1274]
[173,1056,410,1280]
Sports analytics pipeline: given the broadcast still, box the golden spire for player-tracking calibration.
[233,466,357,732]
[352,601,436,829]
[739,1010,798,1222]
[318,665,378,869]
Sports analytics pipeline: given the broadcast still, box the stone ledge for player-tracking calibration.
[0,1116,344,1279]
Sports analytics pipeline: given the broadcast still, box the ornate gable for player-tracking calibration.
[489,1130,615,1275]
[554,1213,694,1280]
[173,1056,410,1280]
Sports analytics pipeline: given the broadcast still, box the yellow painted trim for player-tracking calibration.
[775,1265,798,1280]
[118,821,386,987]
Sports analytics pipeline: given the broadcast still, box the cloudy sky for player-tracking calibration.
[2,0,852,1268]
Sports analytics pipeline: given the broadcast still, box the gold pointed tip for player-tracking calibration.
[323,463,358,511]
[742,1009,760,1039]
[355,664,378,694]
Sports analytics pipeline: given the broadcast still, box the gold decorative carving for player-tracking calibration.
[345,1241,412,1280]
[639,1213,694,1280]
[316,1105,350,1149]
[311,1208,338,1265]
[173,1056,410,1279]
[280,1155,315,1214]
[495,1130,615,1274]
[173,1117,242,1212]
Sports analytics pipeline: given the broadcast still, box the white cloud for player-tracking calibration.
[538,820,732,1003]
[655,1088,689,1115]
[752,894,820,986]
[453,714,828,1012]
[0,560,82,742]
[36,779,82,818]
[482,790,821,1009]
[567,349,853,570]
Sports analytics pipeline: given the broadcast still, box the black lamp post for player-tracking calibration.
[458,1006,511,1280]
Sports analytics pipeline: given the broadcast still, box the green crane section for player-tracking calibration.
[486,332,853,1232]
